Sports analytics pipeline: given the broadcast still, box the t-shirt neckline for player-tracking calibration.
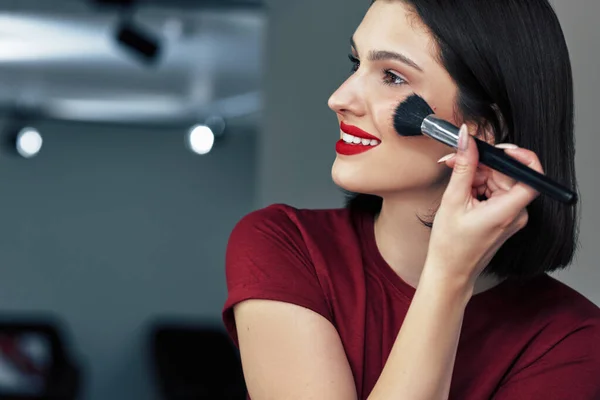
[356,209,518,304]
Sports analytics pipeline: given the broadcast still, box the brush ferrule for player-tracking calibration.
[421,115,460,148]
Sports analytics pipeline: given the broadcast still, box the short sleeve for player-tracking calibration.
[493,318,600,400]
[222,205,333,345]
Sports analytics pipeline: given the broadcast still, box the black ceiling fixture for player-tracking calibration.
[91,0,163,65]
[88,0,264,65]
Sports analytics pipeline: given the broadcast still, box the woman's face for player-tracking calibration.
[329,1,462,200]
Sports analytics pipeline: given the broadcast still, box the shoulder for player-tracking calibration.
[229,203,354,246]
[497,275,600,384]
[237,203,353,226]
[511,274,600,359]
[543,275,600,346]
[226,203,357,276]
[495,276,600,397]
[528,274,600,324]
[223,205,352,340]
[225,203,364,296]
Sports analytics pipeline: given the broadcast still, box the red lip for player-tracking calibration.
[340,122,380,140]
[336,140,375,155]
[336,122,380,156]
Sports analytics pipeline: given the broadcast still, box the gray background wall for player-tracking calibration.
[550,0,600,307]
[0,120,256,400]
[258,0,367,209]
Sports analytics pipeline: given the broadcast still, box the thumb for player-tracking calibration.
[444,124,479,205]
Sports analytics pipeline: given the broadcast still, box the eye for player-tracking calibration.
[348,54,360,73]
[383,70,407,86]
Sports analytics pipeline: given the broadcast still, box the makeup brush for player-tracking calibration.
[394,94,578,205]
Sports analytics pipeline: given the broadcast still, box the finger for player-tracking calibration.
[445,155,486,177]
[495,143,519,150]
[498,147,544,209]
[502,208,530,234]
[445,154,491,171]
[448,157,491,199]
[472,170,488,187]
[503,148,545,174]
[486,166,517,193]
[450,146,518,194]
[437,153,456,165]
[443,124,479,206]
[515,208,529,231]
[488,170,517,192]
[489,144,520,190]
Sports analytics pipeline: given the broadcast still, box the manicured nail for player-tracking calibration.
[495,143,519,149]
[458,124,469,151]
[437,153,456,164]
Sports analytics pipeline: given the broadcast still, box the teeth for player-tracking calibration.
[342,133,380,146]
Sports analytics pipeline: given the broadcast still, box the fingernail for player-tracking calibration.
[437,153,456,163]
[458,124,469,151]
[495,143,518,149]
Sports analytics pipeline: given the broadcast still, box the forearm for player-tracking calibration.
[368,265,474,400]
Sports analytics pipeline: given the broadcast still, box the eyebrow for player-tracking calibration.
[350,36,423,72]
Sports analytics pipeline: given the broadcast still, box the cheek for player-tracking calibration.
[332,92,455,195]
[372,100,455,181]
[419,84,460,127]
[372,99,400,139]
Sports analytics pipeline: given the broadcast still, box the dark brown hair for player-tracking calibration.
[348,0,579,281]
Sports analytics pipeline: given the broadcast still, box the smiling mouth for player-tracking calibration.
[341,133,380,146]
[336,122,381,156]
[339,121,381,145]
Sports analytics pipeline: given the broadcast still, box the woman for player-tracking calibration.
[223,0,600,399]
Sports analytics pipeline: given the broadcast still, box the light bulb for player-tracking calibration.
[186,125,214,155]
[16,127,43,158]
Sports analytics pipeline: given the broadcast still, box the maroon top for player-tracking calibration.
[223,204,600,399]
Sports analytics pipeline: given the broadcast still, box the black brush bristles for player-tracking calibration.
[393,94,435,137]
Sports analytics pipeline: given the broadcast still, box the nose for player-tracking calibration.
[328,74,366,118]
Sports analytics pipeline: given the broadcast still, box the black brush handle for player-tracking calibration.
[475,138,577,205]
[421,115,578,205]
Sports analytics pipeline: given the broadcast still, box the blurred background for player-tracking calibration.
[0,0,596,399]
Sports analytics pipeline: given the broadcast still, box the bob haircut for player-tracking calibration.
[347,0,579,281]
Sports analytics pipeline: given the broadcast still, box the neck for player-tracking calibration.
[373,189,503,296]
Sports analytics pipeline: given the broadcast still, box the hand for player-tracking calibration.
[425,124,543,286]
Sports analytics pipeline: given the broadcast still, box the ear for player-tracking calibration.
[466,121,495,145]
[491,103,509,142]
[466,104,509,146]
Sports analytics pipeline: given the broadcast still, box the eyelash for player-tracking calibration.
[348,54,407,87]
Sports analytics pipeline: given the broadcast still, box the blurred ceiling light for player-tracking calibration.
[42,91,252,123]
[186,125,214,155]
[15,127,43,158]
[0,14,105,63]
[0,38,108,63]
[0,15,91,38]
[0,13,162,65]
[44,97,185,122]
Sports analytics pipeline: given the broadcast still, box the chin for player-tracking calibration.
[332,159,359,193]
[331,157,385,195]
[331,156,446,198]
